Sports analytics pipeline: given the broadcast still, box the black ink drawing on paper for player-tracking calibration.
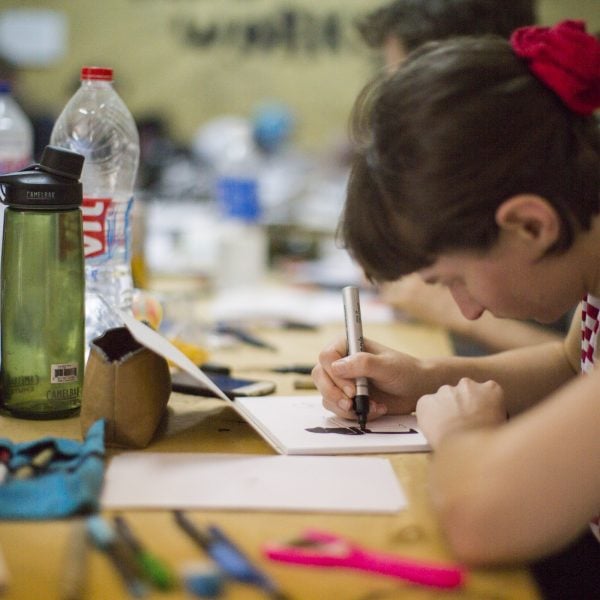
[305,424,418,436]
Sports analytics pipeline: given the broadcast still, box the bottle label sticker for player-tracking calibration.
[50,363,79,383]
[6,375,38,392]
[82,197,112,258]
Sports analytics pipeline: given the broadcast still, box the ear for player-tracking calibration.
[495,194,561,253]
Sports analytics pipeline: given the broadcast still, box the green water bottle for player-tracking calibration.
[0,146,85,419]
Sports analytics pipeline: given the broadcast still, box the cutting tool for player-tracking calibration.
[263,529,465,590]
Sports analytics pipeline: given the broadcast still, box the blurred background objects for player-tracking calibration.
[0,0,595,355]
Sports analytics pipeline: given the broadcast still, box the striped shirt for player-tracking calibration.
[581,294,600,373]
[581,294,600,541]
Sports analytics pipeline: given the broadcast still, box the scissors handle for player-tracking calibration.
[264,530,465,590]
[350,547,464,589]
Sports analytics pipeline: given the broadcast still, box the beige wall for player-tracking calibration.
[10,0,374,151]
[5,0,600,152]
[540,0,600,31]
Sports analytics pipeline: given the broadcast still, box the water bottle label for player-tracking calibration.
[124,195,134,261]
[82,197,112,258]
[50,363,79,383]
[6,375,38,393]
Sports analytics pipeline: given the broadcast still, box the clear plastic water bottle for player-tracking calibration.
[50,66,139,347]
[0,80,33,175]
[0,146,85,419]
[215,152,268,290]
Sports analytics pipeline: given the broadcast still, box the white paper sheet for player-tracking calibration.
[234,396,430,455]
[101,453,407,513]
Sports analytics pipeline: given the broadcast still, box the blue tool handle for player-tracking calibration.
[209,541,259,583]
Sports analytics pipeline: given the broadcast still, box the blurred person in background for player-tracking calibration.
[357,0,538,70]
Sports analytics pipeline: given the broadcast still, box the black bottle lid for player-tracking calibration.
[0,145,84,210]
[39,146,84,180]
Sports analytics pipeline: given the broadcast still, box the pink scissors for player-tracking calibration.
[262,529,465,589]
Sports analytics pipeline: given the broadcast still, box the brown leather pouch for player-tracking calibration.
[81,326,171,448]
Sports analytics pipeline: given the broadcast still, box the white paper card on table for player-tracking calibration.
[234,395,429,455]
[101,453,407,514]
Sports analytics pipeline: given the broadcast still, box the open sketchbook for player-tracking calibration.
[117,311,429,456]
[234,395,429,455]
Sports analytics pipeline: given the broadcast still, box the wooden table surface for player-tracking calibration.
[0,314,541,600]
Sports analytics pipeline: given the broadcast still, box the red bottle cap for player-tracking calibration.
[80,66,113,81]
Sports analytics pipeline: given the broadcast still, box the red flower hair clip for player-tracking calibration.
[510,20,600,116]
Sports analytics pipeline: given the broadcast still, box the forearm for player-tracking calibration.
[382,277,565,353]
[421,340,576,415]
[456,313,562,353]
[427,369,600,565]
[427,428,586,565]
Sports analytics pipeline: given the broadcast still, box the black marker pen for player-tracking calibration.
[342,286,369,430]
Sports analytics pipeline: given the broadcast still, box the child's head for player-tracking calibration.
[342,22,600,283]
[356,0,537,53]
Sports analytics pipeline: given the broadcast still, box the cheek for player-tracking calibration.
[475,268,545,318]
[466,270,519,311]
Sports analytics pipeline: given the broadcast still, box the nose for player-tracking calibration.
[449,284,485,320]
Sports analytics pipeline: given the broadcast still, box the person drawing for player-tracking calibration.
[312,21,600,597]
[355,0,572,354]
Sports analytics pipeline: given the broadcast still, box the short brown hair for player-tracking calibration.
[341,36,600,282]
[356,0,537,51]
